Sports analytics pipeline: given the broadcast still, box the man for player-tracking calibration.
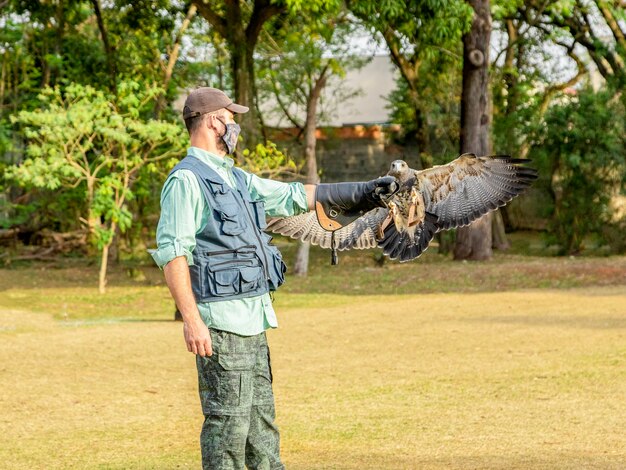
[152,87,396,469]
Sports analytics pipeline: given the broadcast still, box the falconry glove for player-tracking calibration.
[315,176,399,231]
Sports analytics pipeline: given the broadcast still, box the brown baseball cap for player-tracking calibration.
[182,87,249,119]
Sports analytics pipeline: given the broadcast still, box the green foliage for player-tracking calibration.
[241,141,300,179]
[8,82,184,190]
[284,0,339,14]
[7,80,186,270]
[0,199,35,230]
[492,70,543,156]
[386,52,462,160]
[491,0,525,19]
[350,0,472,60]
[530,88,626,254]
[350,0,471,159]
[0,1,204,119]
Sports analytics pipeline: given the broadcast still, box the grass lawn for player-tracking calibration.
[1,251,625,468]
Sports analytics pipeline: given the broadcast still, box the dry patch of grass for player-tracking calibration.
[1,287,625,469]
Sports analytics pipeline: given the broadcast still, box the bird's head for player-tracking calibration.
[387,160,411,182]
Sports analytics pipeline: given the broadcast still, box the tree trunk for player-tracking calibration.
[503,19,519,147]
[98,222,116,294]
[99,241,110,294]
[407,88,430,162]
[596,1,626,51]
[41,38,50,88]
[294,73,326,276]
[155,4,197,119]
[491,209,510,250]
[224,2,261,152]
[294,242,310,275]
[194,0,284,152]
[53,0,66,84]
[228,40,261,152]
[91,0,117,94]
[454,0,493,261]
[380,29,430,162]
[1,54,6,104]
[84,177,100,253]
[97,221,118,295]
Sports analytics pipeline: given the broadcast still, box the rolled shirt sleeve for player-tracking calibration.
[151,170,205,269]
[244,172,309,217]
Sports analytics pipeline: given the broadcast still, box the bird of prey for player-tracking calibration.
[267,154,538,262]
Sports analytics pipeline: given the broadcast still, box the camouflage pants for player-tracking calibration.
[196,329,284,470]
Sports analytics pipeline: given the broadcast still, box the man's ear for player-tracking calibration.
[206,114,223,132]
[205,114,215,130]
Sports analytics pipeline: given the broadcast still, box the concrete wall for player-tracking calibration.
[272,125,421,183]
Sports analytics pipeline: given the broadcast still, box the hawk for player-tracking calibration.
[267,154,538,262]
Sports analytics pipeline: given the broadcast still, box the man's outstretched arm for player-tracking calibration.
[247,177,393,217]
[164,256,212,357]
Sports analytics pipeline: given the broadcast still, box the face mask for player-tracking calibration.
[217,118,241,155]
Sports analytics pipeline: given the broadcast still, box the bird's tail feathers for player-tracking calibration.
[379,212,439,262]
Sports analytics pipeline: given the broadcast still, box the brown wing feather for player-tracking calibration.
[416,154,537,230]
[266,208,389,251]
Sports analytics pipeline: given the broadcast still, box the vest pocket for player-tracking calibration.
[250,200,267,229]
[213,269,239,295]
[206,261,264,298]
[266,244,287,291]
[240,266,263,293]
[208,180,228,194]
[218,202,246,235]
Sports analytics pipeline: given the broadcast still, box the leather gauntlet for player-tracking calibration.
[315,176,398,231]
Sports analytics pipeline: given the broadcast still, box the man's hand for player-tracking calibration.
[183,316,213,357]
[368,176,399,203]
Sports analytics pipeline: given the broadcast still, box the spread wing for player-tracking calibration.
[266,208,388,250]
[416,154,537,230]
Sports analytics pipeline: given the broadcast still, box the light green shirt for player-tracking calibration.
[152,147,308,335]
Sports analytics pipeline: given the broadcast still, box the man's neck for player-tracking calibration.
[189,136,226,158]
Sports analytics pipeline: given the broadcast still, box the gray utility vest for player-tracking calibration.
[169,156,287,303]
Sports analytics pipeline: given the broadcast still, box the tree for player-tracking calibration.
[192,0,345,151]
[453,0,494,261]
[350,0,473,164]
[530,88,625,254]
[505,0,626,95]
[257,11,368,275]
[154,3,198,118]
[492,0,590,157]
[7,82,186,293]
[552,0,625,85]
[488,1,598,246]
[1,1,219,255]
[192,0,286,149]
